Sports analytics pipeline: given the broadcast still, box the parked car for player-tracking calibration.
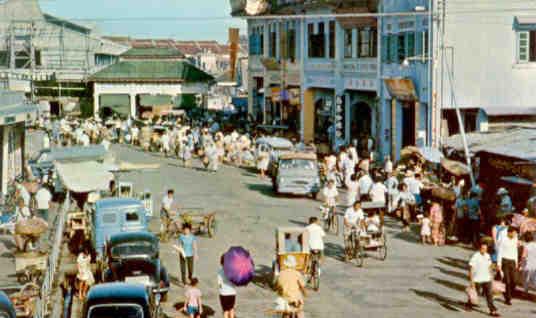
[273,152,320,196]
[0,291,16,318]
[104,232,169,301]
[83,283,158,318]
[256,137,294,176]
[91,198,148,277]
[29,144,108,180]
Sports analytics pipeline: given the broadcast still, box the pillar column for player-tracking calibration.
[2,126,9,196]
[130,93,137,118]
[93,84,100,116]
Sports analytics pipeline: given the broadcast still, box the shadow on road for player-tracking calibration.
[436,256,469,271]
[252,264,273,290]
[410,288,476,313]
[324,242,346,262]
[430,277,467,292]
[288,219,308,227]
[245,183,277,197]
[173,302,216,317]
[0,236,16,250]
[434,266,467,280]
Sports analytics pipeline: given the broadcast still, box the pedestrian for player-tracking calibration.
[497,227,518,305]
[13,199,32,251]
[35,185,52,222]
[344,174,359,206]
[395,183,415,232]
[357,171,373,201]
[218,255,237,318]
[385,171,399,214]
[466,192,482,247]
[321,180,338,220]
[42,132,50,150]
[256,147,269,179]
[370,176,387,204]
[430,201,444,246]
[491,217,508,263]
[176,223,197,286]
[76,246,95,300]
[305,217,325,260]
[275,255,306,318]
[453,193,467,243]
[183,277,202,318]
[466,241,500,317]
[161,189,175,234]
[496,188,513,220]
[419,212,431,244]
[520,232,536,293]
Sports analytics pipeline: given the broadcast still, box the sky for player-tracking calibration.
[39,0,246,43]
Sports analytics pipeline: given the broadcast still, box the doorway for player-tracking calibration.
[351,102,372,140]
[50,101,60,117]
[402,102,416,147]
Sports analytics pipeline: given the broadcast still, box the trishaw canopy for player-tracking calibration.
[276,227,309,255]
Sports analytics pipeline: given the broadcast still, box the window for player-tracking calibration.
[405,33,415,58]
[382,35,391,62]
[389,34,398,63]
[308,22,326,58]
[517,30,536,62]
[344,29,353,58]
[358,28,377,58]
[329,21,336,58]
[287,22,296,61]
[397,34,405,63]
[269,25,277,58]
[102,213,117,224]
[125,212,140,222]
[95,53,116,66]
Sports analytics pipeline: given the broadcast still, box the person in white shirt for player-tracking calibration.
[344,201,365,236]
[358,172,373,201]
[384,155,393,174]
[80,132,90,146]
[370,178,387,203]
[160,189,175,234]
[306,217,325,259]
[35,186,52,222]
[161,132,170,156]
[321,180,338,210]
[467,242,499,316]
[344,174,359,206]
[497,227,518,305]
[16,184,31,208]
[218,255,237,318]
[385,172,399,213]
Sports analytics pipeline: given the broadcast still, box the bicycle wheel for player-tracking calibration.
[378,237,387,261]
[354,240,364,267]
[323,214,330,232]
[332,213,339,236]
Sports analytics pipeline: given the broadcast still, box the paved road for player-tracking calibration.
[111,144,535,318]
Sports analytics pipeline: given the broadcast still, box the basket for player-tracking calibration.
[15,218,48,236]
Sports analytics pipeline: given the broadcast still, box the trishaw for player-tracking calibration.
[344,202,387,267]
[271,227,320,291]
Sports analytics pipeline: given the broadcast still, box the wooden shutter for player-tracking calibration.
[415,31,423,57]
[389,34,398,63]
[518,31,529,62]
[530,31,536,62]
[381,35,389,62]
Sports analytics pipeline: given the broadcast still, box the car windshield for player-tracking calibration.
[279,159,316,170]
[111,242,156,258]
[88,304,143,318]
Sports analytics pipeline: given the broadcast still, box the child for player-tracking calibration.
[365,210,381,236]
[420,213,432,244]
[183,277,202,318]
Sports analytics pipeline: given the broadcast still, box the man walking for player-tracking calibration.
[467,241,500,317]
[497,227,518,305]
[175,223,198,286]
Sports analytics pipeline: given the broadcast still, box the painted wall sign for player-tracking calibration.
[344,78,377,91]
[306,75,336,88]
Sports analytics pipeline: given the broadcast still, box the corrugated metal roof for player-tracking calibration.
[89,60,214,83]
[121,47,184,59]
[445,128,536,161]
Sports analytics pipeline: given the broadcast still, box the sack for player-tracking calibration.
[15,218,48,236]
[465,286,479,305]
[492,280,506,295]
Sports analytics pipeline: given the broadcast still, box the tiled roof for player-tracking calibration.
[89,60,214,83]
[121,47,184,59]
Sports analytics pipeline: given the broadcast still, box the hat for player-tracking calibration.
[284,255,297,269]
[497,188,508,195]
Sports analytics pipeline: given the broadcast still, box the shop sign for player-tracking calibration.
[306,75,335,88]
[344,78,377,91]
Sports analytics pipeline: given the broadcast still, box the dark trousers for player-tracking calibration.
[502,258,517,302]
[180,255,194,284]
[468,219,480,246]
[475,282,497,312]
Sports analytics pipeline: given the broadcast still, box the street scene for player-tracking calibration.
[0,1,535,318]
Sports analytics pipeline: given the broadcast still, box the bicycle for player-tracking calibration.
[344,226,364,267]
[321,205,339,235]
[308,250,322,291]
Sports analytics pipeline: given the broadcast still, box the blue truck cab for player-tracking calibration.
[92,198,148,259]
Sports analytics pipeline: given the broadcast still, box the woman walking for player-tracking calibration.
[76,246,95,300]
[521,233,536,293]
[430,201,444,246]
[218,255,237,318]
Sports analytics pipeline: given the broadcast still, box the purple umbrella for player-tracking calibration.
[223,246,255,286]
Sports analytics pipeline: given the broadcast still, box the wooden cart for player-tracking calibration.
[179,208,217,238]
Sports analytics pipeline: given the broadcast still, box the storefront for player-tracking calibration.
[0,91,38,195]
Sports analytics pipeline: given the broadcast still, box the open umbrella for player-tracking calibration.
[223,246,254,287]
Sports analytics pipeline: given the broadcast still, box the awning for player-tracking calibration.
[55,161,114,193]
[384,78,418,101]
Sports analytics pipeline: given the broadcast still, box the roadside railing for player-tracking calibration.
[34,192,70,318]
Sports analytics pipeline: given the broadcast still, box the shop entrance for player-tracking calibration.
[351,102,372,140]
[402,102,416,147]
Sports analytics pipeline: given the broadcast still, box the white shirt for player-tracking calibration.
[384,159,393,174]
[80,134,90,146]
[18,185,31,207]
[370,182,387,203]
[405,177,423,195]
[161,195,174,211]
[35,188,52,210]
[358,174,373,195]
[16,206,31,221]
[217,268,236,296]
[322,186,338,206]
[344,207,364,226]
[497,236,518,267]
[469,252,492,283]
[306,223,325,251]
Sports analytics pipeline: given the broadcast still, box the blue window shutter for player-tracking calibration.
[407,32,415,57]
[251,34,261,55]
[381,35,389,62]
[415,31,423,56]
[389,34,398,63]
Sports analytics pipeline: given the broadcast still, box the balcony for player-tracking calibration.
[229,0,378,16]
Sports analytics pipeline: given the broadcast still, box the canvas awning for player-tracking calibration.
[384,78,418,101]
[55,161,114,193]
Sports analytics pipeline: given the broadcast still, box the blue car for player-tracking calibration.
[0,291,16,318]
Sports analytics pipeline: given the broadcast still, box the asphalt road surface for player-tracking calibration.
[110,144,535,318]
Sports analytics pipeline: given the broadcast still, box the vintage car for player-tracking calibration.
[91,198,148,260]
[0,291,16,318]
[256,137,294,175]
[103,232,169,301]
[273,152,320,196]
[29,144,108,180]
[83,283,157,318]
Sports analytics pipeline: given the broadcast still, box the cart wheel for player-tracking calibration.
[354,244,364,268]
[271,262,279,289]
[311,262,320,291]
[333,214,339,236]
[378,242,387,261]
[208,218,217,238]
